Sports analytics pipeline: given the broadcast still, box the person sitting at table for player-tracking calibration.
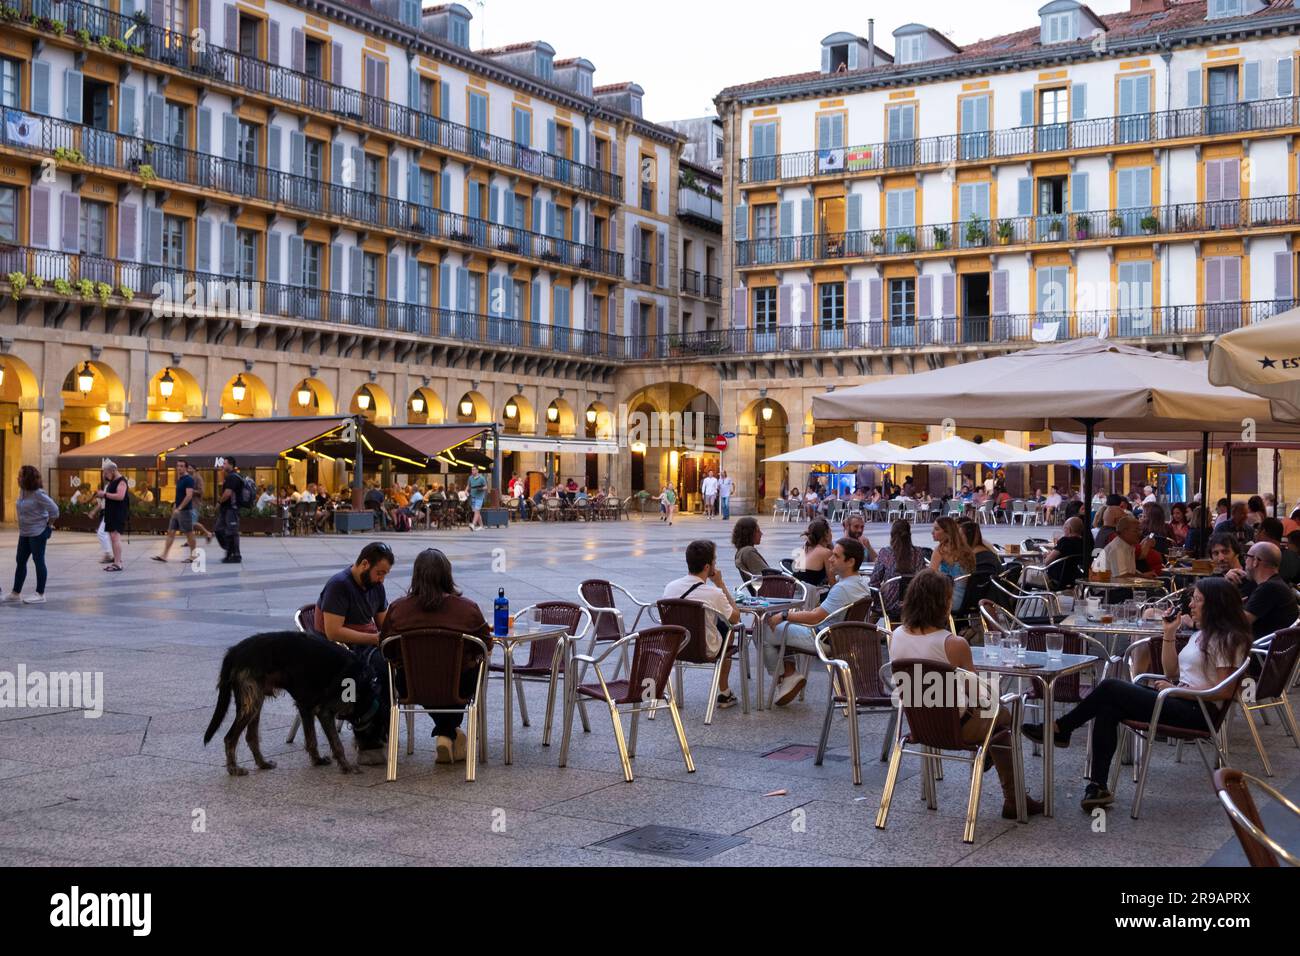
[1094,505,1126,549]
[1025,577,1251,813]
[930,516,975,609]
[379,548,491,765]
[663,539,742,710]
[871,519,922,621]
[958,518,1002,576]
[1223,541,1299,640]
[1098,514,1161,581]
[803,487,821,521]
[890,569,1043,819]
[1246,495,1268,530]
[1253,518,1300,586]
[766,538,871,707]
[792,518,833,588]
[1140,502,1172,556]
[841,512,877,562]
[1042,517,1088,590]
[1283,506,1300,537]
[1214,500,1255,548]
[732,516,771,582]
[1169,502,1191,547]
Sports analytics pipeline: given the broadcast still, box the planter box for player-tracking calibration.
[241,517,279,536]
[481,508,510,529]
[334,510,375,534]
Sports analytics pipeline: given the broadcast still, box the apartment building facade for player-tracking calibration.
[0,0,687,516]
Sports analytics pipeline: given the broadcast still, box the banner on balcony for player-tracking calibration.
[817,148,845,174]
[3,110,39,147]
[846,149,875,171]
[519,148,543,175]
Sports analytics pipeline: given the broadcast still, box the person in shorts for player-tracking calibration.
[153,458,198,563]
[95,460,129,572]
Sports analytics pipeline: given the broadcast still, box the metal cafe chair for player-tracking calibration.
[1237,627,1300,777]
[877,658,1027,844]
[489,602,593,746]
[656,599,741,723]
[577,579,652,682]
[285,604,376,745]
[814,621,897,783]
[875,574,916,633]
[558,625,695,783]
[1214,767,1300,867]
[380,629,489,783]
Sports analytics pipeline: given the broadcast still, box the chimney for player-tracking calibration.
[867,19,875,68]
[1129,0,1170,13]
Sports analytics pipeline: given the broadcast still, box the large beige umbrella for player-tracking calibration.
[813,338,1284,544]
[906,436,1029,465]
[1208,312,1300,423]
[763,437,887,467]
[1024,443,1116,465]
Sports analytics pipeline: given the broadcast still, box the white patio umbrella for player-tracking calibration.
[1023,442,1116,465]
[1208,311,1300,423]
[763,437,882,467]
[1100,451,1181,465]
[904,436,1029,495]
[856,440,921,465]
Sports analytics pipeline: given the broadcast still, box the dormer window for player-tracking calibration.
[536,53,553,82]
[829,45,850,72]
[897,35,923,65]
[1208,0,1242,17]
[451,17,469,47]
[628,94,642,117]
[1043,11,1076,44]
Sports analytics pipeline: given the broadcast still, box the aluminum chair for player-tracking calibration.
[655,599,743,723]
[1023,501,1042,526]
[814,621,897,782]
[577,579,649,682]
[559,625,694,782]
[488,602,592,746]
[945,500,964,519]
[1237,627,1300,777]
[1010,500,1027,524]
[877,658,1026,844]
[380,629,488,782]
[1214,768,1300,867]
[875,574,916,632]
[887,497,906,521]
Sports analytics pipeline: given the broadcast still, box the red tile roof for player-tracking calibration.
[475,41,541,56]
[594,82,637,94]
[719,0,1296,101]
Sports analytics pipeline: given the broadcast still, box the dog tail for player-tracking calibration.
[203,648,236,745]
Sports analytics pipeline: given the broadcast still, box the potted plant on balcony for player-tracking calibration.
[996,220,1014,245]
[1109,214,1125,238]
[932,226,950,251]
[1075,215,1090,241]
[1047,218,1064,240]
[6,271,27,299]
[869,232,885,251]
[964,217,987,246]
[895,232,915,252]
[1140,215,1159,236]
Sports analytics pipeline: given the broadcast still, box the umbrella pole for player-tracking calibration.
[1273,449,1281,518]
[1081,419,1098,558]
[1197,431,1210,558]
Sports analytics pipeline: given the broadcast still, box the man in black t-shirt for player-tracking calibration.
[1042,517,1088,590]
[1233,543,1299,640]
[217,458,243,564]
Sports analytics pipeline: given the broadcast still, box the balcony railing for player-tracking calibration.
[0,108,622,278]
[678,186,723,222]
[737,193,1300,267]
[681,268,723,300]
[620,300,1296,360]
[740,96,1300,184]
[681,268,701,295]
[14,0,623,200]
[0,244,624,357]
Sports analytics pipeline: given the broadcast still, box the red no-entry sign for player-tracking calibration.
[715,436,728,451]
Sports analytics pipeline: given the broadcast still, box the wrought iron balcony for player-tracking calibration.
[678,186,723,222]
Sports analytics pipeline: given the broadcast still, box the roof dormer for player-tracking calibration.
[594,82,644,118]
[421,3,472,48]
[479,41,557,84]
[553,58,596,99]
[892,23,961,66]
[1206,0,1269,20]
[819,32,893,75]
[1038,0,1107,46]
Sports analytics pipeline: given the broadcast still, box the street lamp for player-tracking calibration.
[410,393,426,416]
[546,402,560,423]
[230,373,247,404]
[504,397,518,420]
[459,395,475,418]
[158,368,175,399]
[761,400,774,423]
[297,381,313,408]
[585,407,598,425]
[77,362,95,395]
[356,387,372,411]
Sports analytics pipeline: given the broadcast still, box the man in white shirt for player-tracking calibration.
[1099,514,1158,580]
[662,540,742,709]
[701,471,719,519]
[300,484,317,505]
[255,488,275,511]
[718,471,734,521]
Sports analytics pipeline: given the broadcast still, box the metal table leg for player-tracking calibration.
[502,641,514,765]
[1042,677,1056,817]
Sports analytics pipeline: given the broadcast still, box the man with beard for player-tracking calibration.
[316,542,396,765]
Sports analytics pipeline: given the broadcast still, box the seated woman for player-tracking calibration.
[379,549,492,765]
[1168,502,1191,547]
[1041,517,1088,590]
[1025,577,1251,812]
[791,518,833,588]
[890,570,1042,819]
[958,518,1002,576]
[930,516,975,609]
[732,517,770,582]
[870,519,922,622]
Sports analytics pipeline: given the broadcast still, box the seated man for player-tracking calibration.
[1094,505,1127,549]
[841,512,878,563]
[316,542,396,763]
[662,540,742,709]
[764,538,870,706]
[1214,500,1256,549]
[1225,542,1300,640]
[1041,516,1087,590]
[1254,518,1300,586]
[1099,514,1160,581]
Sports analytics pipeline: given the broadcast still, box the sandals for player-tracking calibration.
[150,555,167,563]
[103,564,123,572]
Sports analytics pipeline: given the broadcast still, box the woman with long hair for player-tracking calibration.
[1168,502,1190,547]
[732,516,769,581]
[1141,501,1172,556]
[379,549,492,764]
[930,516,976,609]
[793,517,833,587]
[958,518,1002,574]
[4,465,59,604]
[1025,576,1252,812]
[870,519,920,621]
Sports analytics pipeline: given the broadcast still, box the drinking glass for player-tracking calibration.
[1014,629,1029,661]
[1046,631,1065,661]
[1085,596,1102,621]
[985,632,1003,664]
[1134,591,1149,609]
[1003,630,1021,662]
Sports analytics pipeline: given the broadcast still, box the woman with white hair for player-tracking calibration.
[94,460,129,572]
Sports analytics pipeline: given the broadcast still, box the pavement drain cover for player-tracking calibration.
[594,825,748,861]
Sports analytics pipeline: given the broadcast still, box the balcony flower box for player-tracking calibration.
[578,256,594,270]
[1109,215,1125,238]
[932,227,949,251]
[1075,217,1090,241]
[1141,216,1160,236]
[450,231,475,244]
[496,240,520,254]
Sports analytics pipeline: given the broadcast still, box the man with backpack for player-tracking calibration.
[217,457,253,564]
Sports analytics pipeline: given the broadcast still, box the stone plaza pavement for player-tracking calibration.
[0,513,1295,867]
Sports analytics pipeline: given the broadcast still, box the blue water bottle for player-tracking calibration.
[494,588,510,637]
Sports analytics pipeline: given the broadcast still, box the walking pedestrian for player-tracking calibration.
[467,464,487,531]
[216,457,243,564]
[4,465,59,604]
[153,458,198,563]
[95,460,129,572]
[719,470,734,520]
[660,482,677,525]
[188,463,214,543]
[701,470,718,519]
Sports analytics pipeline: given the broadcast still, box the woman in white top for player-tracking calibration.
[1024,576,1251,813]
[890,570,1042,820]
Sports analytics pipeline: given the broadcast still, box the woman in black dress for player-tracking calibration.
[96,459,130,572]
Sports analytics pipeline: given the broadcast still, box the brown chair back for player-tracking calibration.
[522,601,584,669]
[1254,627,1300,702]
[625,625,690,703]
[756,574,800,600]
[1214,768,1280,868]
[579,579,623,643]
[656,599,718,664]
[1024,626,1093,702]
[383,628,484,709]
[889,658,974,751]
[842,596,873,623]
[296,604,324,638]
[824,622,891,705]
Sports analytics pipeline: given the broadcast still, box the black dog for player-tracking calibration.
[203,632,383,776]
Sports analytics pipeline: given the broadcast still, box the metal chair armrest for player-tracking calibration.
[1217,787,1300,867]
[576,633,638,666]
[1155,657,1252,704]
[609,582,654,611]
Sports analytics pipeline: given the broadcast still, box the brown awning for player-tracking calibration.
[58,421,232,469]
[178,418,353,469]
[387,426,492,472]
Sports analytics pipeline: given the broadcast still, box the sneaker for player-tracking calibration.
[452,728,468,762]
[1022,722,1071,749]
[1080,782,1115,812]
[0,592,20,603]
[715,691,738,710]
[773,672,807,707]
[435,735,455,764]
[22,594,46,605]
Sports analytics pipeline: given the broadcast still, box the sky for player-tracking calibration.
[467,0,1138,121]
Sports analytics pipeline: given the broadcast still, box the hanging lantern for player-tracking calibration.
[459,395,474,418]
[586,407,598,425]
[504,398,518,420]
[547,402,560,423]
[230,373,247,404]
[297,381,313,408]
[356,387,372,411]
[158,368,176,399]
[761,400,774,423]
[77,362,95,395]
[410,393,426,415]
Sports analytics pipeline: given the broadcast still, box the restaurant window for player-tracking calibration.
[79,200,108,257]
[753,286,777,334]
